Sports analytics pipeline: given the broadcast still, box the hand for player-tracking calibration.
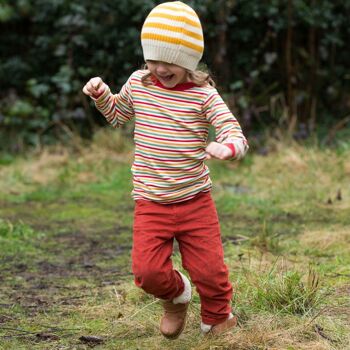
[205,142,233,160]
[82,77,107,99]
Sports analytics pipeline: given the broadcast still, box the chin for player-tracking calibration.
[163,82,177,88]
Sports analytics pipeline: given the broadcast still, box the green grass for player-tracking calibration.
[0,134,349,349]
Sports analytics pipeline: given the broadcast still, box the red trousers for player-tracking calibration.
[131,191,233,325]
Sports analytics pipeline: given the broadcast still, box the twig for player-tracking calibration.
[0,324,82,335]
[305,306,329,327]
[0,333,32,338]
[113,286,121,306]
[126,299,159,320]
[34,323,83,332]
[0,304,14,308]
[314,324,335,343]
[325,272,350,278]
[58,294,89,302]
[0,326,36,334]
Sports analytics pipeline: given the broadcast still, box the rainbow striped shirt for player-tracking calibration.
[94,70,248,203]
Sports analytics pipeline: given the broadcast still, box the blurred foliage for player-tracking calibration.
[0,0,349,151]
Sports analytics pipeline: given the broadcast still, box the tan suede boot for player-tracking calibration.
[201,313,238,336]
[160,300,189,339]
[211,315,238,335]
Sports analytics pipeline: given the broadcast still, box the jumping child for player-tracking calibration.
[83,1,248,339]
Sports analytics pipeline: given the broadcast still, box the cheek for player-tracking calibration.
[174,69,187,80]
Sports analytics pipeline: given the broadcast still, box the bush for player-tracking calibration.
[1,0,349,150]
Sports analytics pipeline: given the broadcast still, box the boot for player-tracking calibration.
[211,314,238,335]
[201,313,238,336]
[159,271,191,339]
[160,300,189,339]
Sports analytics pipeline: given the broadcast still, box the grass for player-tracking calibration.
[0,131,349,349]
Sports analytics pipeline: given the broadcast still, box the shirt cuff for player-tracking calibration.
[223,143,236,158]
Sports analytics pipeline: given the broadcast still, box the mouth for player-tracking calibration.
[158,74,175,83]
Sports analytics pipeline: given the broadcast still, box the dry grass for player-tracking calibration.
[300,227,350,252]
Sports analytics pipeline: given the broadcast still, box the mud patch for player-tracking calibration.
[0,218,133,320]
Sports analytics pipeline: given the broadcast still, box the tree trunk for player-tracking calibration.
[286,0,297,133]
[212,0,236,88]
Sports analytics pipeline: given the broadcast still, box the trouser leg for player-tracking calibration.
[131,200,184,300]
[175,192,233,325]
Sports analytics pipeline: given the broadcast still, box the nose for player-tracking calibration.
[155,63,169,75]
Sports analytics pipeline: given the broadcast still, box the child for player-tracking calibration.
[83,1,248,339]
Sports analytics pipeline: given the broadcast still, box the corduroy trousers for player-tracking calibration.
[131,191,233,325]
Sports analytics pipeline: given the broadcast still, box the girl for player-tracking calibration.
[83,1,248,339]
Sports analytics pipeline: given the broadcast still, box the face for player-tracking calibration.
[146,60,188,88]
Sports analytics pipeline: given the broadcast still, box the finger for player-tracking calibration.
[91,88,105,99]
[96,85,105,95]
[91,77,102,90]
[205,146,219,158]
[82,85,92,96]
[205,146,213,156]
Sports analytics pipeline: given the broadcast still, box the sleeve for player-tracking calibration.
[92,74,135,128]
[202,89,249,160]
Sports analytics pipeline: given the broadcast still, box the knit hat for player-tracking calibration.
[141,1,204,71]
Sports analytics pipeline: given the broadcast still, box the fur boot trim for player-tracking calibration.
[173,271,191,304]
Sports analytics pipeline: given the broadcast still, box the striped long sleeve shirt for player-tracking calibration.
[94,69,248,203]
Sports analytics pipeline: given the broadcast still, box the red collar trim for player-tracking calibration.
[152,77,197,91]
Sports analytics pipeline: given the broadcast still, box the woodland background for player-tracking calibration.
[1,0,349,151]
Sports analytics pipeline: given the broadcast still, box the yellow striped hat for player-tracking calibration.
[141,1,204,71]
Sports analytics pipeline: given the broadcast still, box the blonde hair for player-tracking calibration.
[141,64,216,88]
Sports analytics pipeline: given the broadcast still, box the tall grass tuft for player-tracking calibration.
[249,267,324,315]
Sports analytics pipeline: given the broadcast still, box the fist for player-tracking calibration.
[82,77,107,99]
[205,142,233,160]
